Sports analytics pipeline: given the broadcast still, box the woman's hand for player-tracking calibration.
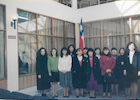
[106,69,111,73]
[121,62,124,65]
[49,74,52,76]
[38,75,41,79]
[123,70,127,76]
[138,71,140,76]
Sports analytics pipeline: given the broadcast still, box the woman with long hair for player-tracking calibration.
[124,42,140,99]
[48,48,59,98]
[58,47,72,97]
[36,47,51,97]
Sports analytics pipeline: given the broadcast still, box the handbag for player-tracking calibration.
[104,72,116,82]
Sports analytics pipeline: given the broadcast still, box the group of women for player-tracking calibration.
[36,42,140,99]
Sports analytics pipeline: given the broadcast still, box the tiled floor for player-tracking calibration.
[18,83,140,100]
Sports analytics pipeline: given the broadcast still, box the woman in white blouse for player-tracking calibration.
[124,42,140,99]
[58,47,72,98]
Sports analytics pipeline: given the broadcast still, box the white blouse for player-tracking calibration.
[58,55,72,71]
[77,56,83,61]
[129,50,135,64]
[96,54,101,59]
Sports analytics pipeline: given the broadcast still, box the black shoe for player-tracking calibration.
[76,95,79,98]
[66,95,69,98]
[55,95,58,97]
[63,95,66,97]
[92,96,96,98]
[81,94,85,97]
[90,96,92,98]
[41,94,47,97]
[52,96,55,98]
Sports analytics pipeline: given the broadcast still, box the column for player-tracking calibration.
[71,0,77,9]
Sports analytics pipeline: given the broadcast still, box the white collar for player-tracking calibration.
[77,56,82,61]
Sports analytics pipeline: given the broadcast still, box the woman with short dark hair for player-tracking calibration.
[99,47,116,98]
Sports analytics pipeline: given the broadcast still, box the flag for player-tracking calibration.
[79,18,84,54]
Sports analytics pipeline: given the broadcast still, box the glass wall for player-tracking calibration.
[0,5,5,79]
[83,16,140,52]
[18,10,75,75]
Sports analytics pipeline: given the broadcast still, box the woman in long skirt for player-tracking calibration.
[36,48,51,97]
[86,48,99,98]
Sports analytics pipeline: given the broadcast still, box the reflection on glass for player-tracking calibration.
[66,22,74,38]
[38,15,52,35]
[54,38,64,55]
[18,10,36,33]
[18,34,37,75]
[132,17,140,33]
[0,31,5,79]
[133,35,140,51]
[66,38,75,47]
[38,36,52,56]
[103,35,130,50]
[85,37,101,49]
[53,19,64,36]
[0,5,5,30]
[103,18,130,35]
[84,22,101,37]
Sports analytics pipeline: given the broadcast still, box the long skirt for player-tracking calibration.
[87,69,99,91]
[59,71,72,88]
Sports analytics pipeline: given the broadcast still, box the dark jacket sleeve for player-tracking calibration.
[36,58,41,75]
[138,52,140,71]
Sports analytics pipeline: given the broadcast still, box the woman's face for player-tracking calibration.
[41,49,45,56]
[88,51,93,57]
[69,46,74,53]
[76,50,82,56]
[111,50,117,55]
[52,49,56,56]
[84,49,88,55]
[128,43,135,51]
[62,50,67,55]
[104,49,109,55]
[120,49,125,55]
[95,49,100,55]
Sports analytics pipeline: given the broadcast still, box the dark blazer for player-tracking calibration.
[86,56,99,81]
[36,56,51,90]
[124,51,140,82]
[112,55,119,78]
[72,55,87,88]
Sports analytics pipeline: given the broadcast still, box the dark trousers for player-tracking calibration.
[103,81,111,93]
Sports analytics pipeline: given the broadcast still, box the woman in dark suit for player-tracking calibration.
[86,48,99,98]
[124,42,140,99]
[36,48,51,97]
[72,48,87,98]
[117,48,131,98]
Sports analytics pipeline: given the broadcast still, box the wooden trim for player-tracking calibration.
[36,14,39,49]
[84,36,102,38]
[64,22,66,47]
[101,21,103,50]
[103,33,130,37]
[0,30,5,31]
[133,33,140,35]
[82,14,140,25]
[19,73,36,77]
[74,23,76,47]
[0,3,6,6]
[17,8,75,24]
[52,19,54,48]
[18,32,37,35]
[130,17,133,42]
